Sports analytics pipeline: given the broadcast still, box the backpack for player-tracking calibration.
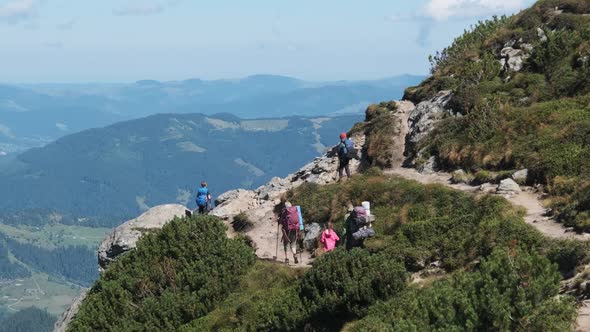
[196,187,209,207]
[351,206,368,227]
[282,206,300,231]
[340,139,356,159]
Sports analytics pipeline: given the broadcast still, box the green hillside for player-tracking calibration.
[69,174,586,331]
[404,0,590,231]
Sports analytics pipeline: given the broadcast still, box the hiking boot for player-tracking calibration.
[293,254,299,264]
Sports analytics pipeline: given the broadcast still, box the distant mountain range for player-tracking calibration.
[0,74,423,154]
[0,112,362,227]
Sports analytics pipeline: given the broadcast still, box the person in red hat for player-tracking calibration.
[337,132,353,180]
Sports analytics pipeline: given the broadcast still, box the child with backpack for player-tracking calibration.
[195,181,212,214]
[279,202,300,264]
[320,222,340,252]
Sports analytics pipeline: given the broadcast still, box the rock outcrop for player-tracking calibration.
[405,90,454,167]
[497,178,521,195]
[97,204,188,271]
[303,223,322,250]
[512,169,528,184]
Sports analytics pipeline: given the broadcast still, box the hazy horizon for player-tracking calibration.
[4,73,426,85]
[0,0,535,83]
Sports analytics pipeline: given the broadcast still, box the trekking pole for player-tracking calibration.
[299,233,302,264]
[274,222,279,261]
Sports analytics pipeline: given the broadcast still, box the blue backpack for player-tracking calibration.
[340,139,355,158]
[196,187,209,207]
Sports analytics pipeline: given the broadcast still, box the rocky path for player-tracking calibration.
[386,167,589,242]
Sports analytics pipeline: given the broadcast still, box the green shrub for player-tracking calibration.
[68,216,256,331]
[350,249,575,331]
[180,261,306,332]
[232,212,253,232]
[299,249,407,318]
[544,239,590,276]
[473,169,495,184]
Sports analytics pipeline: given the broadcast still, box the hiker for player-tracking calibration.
[320,222,340,252]
[279,202,300,264]
[345,205,374,250]
[195,181,212,214]
[337,133,355,181]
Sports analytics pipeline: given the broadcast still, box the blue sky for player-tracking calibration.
[0,0,536,83]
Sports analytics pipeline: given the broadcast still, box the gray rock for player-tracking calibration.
[520,43,534,53]
[408,90,453,144]
[210,189,258,220]
[406,91,455,164]
[53,289,88,332]
[497,178,521,194]
[537,28,548,43]
[303,223,322,250]
[215,189,252,206]
[97,204,187,271]
[512,169,528,183]
[501,47,528,72]
[479,183,498,194]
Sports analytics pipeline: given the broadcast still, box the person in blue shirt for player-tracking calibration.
[338,133,353,181]
[195,181,212,214]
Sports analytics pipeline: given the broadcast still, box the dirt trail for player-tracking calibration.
[387,102,589,242]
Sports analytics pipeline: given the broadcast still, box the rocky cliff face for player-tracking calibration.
[404,90,454,171]
[97,204,188,271]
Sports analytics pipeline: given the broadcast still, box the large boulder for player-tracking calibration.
[97,204,187,271]
[303,223,322,250]
[210,189,260,220]
[497,178,521,195]
[499,40,533,73]
[406,91,455,165]
[512,169,528,184]
[407,90,453,146]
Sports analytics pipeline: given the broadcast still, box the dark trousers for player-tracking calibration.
[338,158,351,179]
[198,205,208,214]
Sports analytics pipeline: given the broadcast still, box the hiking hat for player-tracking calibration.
[340,132,347,139]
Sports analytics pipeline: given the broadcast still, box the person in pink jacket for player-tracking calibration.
[321,222,340,252]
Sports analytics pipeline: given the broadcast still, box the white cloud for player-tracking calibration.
[113,2,165,16]
[0,0,35,23]
[0,123,15,139]
[55,122,68,131]
[425,0,527,21]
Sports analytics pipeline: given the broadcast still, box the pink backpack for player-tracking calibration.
[282,207,300,231]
